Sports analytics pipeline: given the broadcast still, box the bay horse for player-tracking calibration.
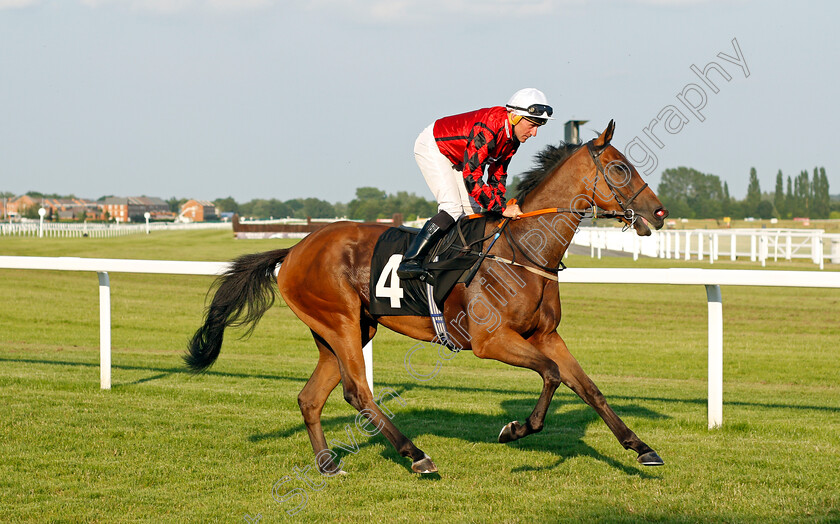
[186,120,669,475]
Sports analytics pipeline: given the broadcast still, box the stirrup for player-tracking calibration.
[397,259,429,281]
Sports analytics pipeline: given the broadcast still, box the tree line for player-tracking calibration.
[1,189,438,222]
[209,187,437,221]
[6,165,836,222]
[654,166,835,220]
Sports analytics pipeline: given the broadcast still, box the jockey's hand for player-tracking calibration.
[502,203,523,220]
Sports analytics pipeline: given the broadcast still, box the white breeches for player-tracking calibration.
[414,123,480,220]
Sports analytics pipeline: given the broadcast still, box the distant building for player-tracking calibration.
[0,197,9,219]
[101,196,170,223]
[179,200,218,222]
[41,198,99,220]
[5,195,39,218]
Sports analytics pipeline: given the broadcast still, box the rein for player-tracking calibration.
[465,139,648,281]
[454,217,563,283]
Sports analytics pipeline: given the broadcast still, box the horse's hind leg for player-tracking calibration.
[326,322,437,474]
[294,313,436,473]
[538,332,664,466]
[299,332,343,475]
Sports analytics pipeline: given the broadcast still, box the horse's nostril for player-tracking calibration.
[654,208,668,219]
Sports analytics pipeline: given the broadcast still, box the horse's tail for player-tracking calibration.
[184,248,291,373]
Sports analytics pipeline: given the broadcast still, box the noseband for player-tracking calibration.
[586,141,648,231]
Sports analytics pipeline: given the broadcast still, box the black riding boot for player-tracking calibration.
[396,211,455,281]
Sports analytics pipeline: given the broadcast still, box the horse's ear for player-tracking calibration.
[592,120,616,148]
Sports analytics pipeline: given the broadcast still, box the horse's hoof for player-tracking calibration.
[498,421,520,443]
[637,451,664,466]
[411,454,437,474]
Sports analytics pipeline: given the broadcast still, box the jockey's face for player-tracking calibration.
[513,118,541,143]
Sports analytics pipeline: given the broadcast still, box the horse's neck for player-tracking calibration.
[514,156,590,265]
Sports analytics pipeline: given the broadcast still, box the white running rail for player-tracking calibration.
[1,256,838,429]
[0,221,231,238]
[574,227,840,269]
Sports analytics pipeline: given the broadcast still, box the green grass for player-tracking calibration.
[1,230,839,522]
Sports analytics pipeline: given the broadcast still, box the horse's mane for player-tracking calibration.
[514,142,583,203]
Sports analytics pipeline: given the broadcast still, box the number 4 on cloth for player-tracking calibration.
[375,254,404,308]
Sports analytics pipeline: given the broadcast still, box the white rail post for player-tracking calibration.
[597,230,603,259]
[760,232,767,267]
[98,272,111,390]
[817,233,824,270]
[685,231,691,261]
[38,208,46,237]
[730,233,737,261]
[708,234,714,265]
[362,340,373,393]
[674,230,680,259]
[713,233,719,263]
[705,284,723,429]
[698,233,704,261]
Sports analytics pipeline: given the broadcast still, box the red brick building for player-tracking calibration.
[179,200,218,222]
[5,195,38,218]
[41,198,99,220]
[101,196,170,223]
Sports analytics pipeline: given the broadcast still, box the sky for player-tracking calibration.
[1,0,838,205]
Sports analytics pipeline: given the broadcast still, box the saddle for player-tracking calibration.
[369,216,490,317]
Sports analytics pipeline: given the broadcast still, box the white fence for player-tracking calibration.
[0,256,373,398]
[0,221,231,238]
[236,217,354,225]
[574,227,840,269]
[1,256,839,429]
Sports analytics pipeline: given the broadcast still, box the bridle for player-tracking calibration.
[585,141,648,232]
[497,140,648,226]
[487,139,650,276]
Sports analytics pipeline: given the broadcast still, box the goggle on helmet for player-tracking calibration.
[506,88,554,126]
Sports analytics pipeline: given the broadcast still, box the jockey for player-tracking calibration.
[397,87,554,281]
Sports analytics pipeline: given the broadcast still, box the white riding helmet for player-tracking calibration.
[505,88,554,125]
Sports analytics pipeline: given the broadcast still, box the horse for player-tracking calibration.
[185,120,669,475]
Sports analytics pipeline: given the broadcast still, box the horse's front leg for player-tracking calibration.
[470,329,562,443]
[536,332,664,466]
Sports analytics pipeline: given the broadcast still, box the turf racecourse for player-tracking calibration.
[1,230,838,523]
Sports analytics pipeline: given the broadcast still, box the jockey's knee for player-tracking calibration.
[440,207,463,222]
